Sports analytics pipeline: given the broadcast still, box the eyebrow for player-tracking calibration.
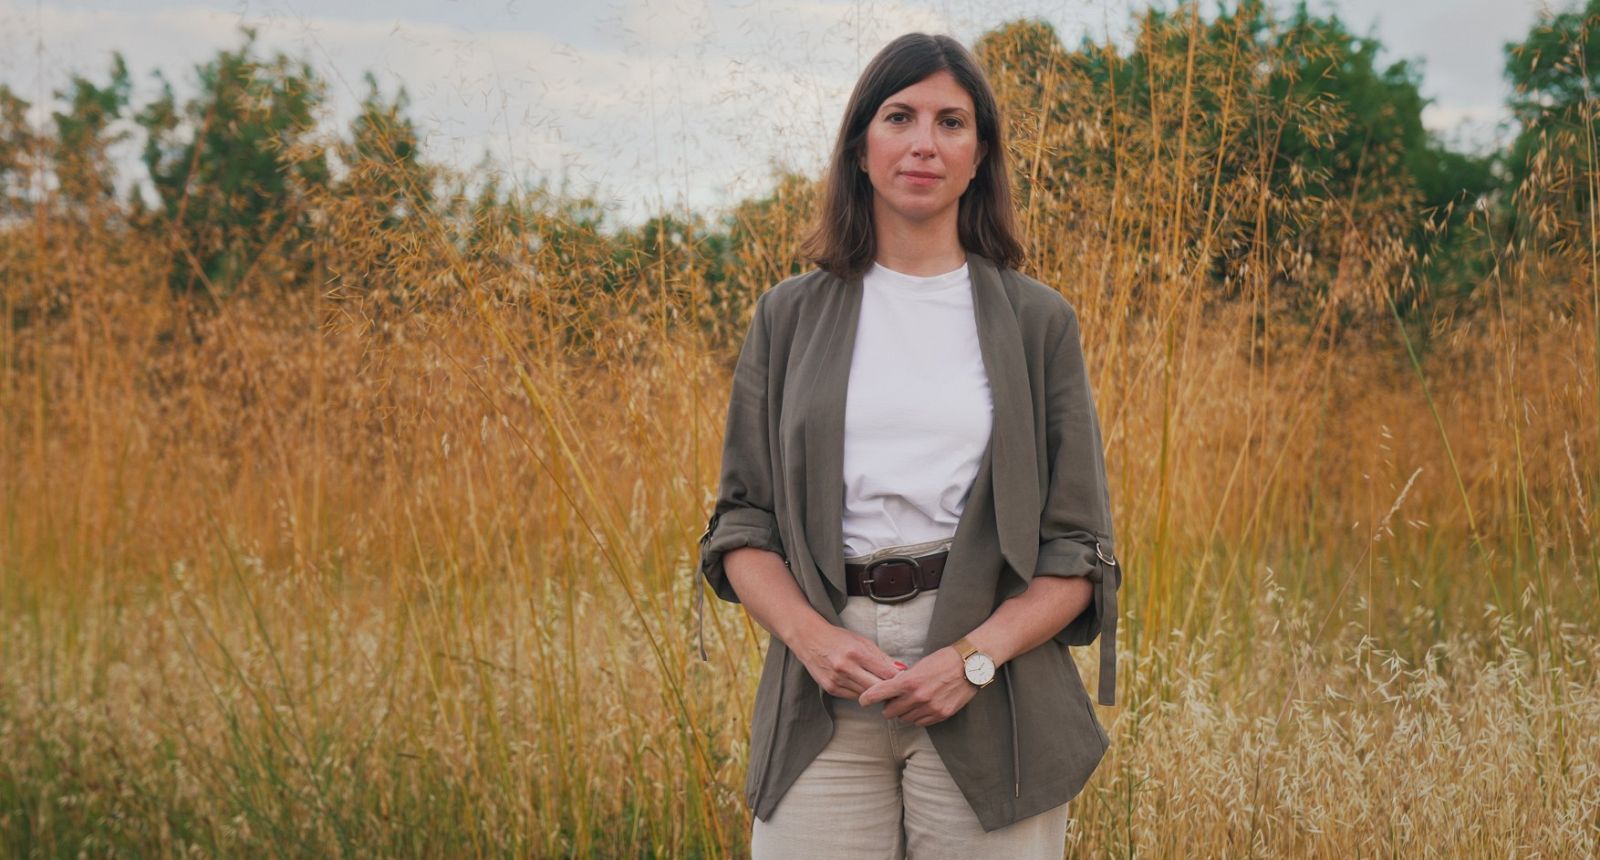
[880,101,972,117]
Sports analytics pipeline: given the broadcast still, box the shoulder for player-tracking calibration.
[753,266,844,322]
[994,265,1082,356]
[999,266,1077,325]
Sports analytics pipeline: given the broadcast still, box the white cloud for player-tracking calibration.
[2,0,1542,225]
[0,0,972,225]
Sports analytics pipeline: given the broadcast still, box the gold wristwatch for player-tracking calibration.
[952,637,996,688]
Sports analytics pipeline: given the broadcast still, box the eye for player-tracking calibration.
[885,111,910,124]
[940,116,966,129]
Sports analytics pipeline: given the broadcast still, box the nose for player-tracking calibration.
[910,119,936,158]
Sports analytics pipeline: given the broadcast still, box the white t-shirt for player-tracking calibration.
[840,260,994,558]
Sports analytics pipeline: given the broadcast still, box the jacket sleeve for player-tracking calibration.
[697,291,787,606]
[1033,305,1122,705]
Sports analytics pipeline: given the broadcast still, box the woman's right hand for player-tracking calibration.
[789,622,902,699]
[719,547,900,696]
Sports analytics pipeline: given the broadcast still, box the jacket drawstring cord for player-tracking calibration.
[1003,661,1020,798]
[696,575,708,661]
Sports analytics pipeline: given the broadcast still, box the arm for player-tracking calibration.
[723,546,899,698]
[960,576,1092,666]
[697,294,898,695]
[1029,304,1121,705]
[698,293,786,604]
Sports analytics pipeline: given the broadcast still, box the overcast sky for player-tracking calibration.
[0,0,1555,227]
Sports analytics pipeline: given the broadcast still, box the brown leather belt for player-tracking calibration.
[844,551,948,603]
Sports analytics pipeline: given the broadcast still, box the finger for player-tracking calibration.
[881,693,920,720]
[834,667,870,698]
[859,677,898,706]
[859,643,901,678]
[858,684,887,707]
[867,656,900,680]
[852,668,888,697]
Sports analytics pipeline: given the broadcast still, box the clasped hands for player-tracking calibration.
[792,623,980,728]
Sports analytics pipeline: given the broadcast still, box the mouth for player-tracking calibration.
[899,170,942,186]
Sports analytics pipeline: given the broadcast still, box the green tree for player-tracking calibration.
[978,2,1491,324]
[313,72,439,311]
[134,27,328,295]
[51,53,133,212]
[1501,0,1600,299]
[1264,2,1494,314]
[1504,0,1600,193]
[341,72,430,231]
[0,85,38,219]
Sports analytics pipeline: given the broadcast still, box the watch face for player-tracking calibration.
[964,653,996,686]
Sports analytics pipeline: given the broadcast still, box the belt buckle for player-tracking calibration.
[862,555,922,604]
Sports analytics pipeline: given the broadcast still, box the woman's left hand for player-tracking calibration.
[857,647,979,727]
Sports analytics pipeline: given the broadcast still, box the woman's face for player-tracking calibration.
[860,69,987,230]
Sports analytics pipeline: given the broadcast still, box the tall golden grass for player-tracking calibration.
[2,10,1598,858]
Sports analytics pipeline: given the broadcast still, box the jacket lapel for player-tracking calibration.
[799,253,1041,605]
[969,252,1042,584]
[801,266,863,601]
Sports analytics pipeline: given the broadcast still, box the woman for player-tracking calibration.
[696,31,1120,859]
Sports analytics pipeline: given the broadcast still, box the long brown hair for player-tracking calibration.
[800,33,1025,280]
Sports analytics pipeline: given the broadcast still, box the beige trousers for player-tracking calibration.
[750,539,1070,860]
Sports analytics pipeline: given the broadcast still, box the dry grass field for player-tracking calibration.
[3,11,1599,859]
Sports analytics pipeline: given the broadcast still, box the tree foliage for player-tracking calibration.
[978,1,1493,327]
[1504,0,1600,192]
[51,53,133,211]
[1500,0,1600,298]
[6,3,1599,335]
[134,28,328,294]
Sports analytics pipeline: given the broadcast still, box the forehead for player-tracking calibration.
[877,70,975,112]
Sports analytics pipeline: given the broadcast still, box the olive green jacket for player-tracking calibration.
[695,251,1121,832]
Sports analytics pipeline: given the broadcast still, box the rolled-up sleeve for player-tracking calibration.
[1034,305,1122,705]
[698,291,787,605]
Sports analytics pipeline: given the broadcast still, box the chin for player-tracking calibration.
[875,194,958,224]
[902,205,956,223]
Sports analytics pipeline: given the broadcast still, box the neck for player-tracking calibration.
[870,201,966,276]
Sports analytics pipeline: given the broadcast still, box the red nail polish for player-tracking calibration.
[894,661,909,671]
